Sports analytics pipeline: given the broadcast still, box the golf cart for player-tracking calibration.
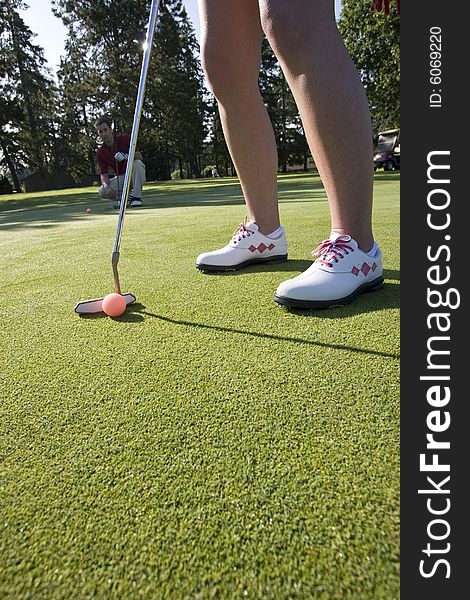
[374,128,400,171]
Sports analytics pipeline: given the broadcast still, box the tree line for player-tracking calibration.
[0,0,399,193]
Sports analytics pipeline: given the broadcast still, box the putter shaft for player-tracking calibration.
[111,0,161,295]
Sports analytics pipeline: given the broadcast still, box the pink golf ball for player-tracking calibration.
[102,293,126,317]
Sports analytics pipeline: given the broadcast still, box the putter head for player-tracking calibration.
[74,292,136,315]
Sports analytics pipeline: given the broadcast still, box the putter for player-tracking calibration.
[75,0,161,315]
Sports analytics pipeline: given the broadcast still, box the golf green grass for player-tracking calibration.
[0,172,400,599]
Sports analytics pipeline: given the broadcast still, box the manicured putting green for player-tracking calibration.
[0,172,400,599]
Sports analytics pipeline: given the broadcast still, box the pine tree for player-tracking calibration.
[0,35,23,191]
[0,95,23,192]
[175,1,207,177]
[204,98,232,177]
[338,0,400,131]
[259,38,308,173]
[141,0,207,179]
[54,24,103,181]
[0,0,58,190]
[52,0,207,180]
[52,0,149,127]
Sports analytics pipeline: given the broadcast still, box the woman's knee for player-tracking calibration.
[200,40,260,104]
[259,0,335,67]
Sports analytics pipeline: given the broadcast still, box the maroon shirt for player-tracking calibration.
[96,133,139,176]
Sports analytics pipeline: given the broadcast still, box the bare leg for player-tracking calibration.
[259,0,374,251]
[198,0,280,234]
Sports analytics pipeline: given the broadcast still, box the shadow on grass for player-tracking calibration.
[75,268,398,328]
[129,305,399,360]
[0,171,398,231]
[0,190,104,231]
[373,171,401,182]
[121,269,399,359]
[0,176,328,231]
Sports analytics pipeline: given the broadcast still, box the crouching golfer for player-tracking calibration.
[195,0,384,310]
[95,117,146,209]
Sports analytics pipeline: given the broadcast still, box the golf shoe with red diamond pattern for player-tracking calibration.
[273,234,383,309]
[196,220,288,272]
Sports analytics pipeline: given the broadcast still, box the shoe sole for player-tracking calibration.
[196,254,288,272]
[273,275,384,309]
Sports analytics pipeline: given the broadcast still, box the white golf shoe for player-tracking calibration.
[273,234,383,309]
[196,220,288,272]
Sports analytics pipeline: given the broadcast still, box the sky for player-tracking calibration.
[20,0,343,76]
